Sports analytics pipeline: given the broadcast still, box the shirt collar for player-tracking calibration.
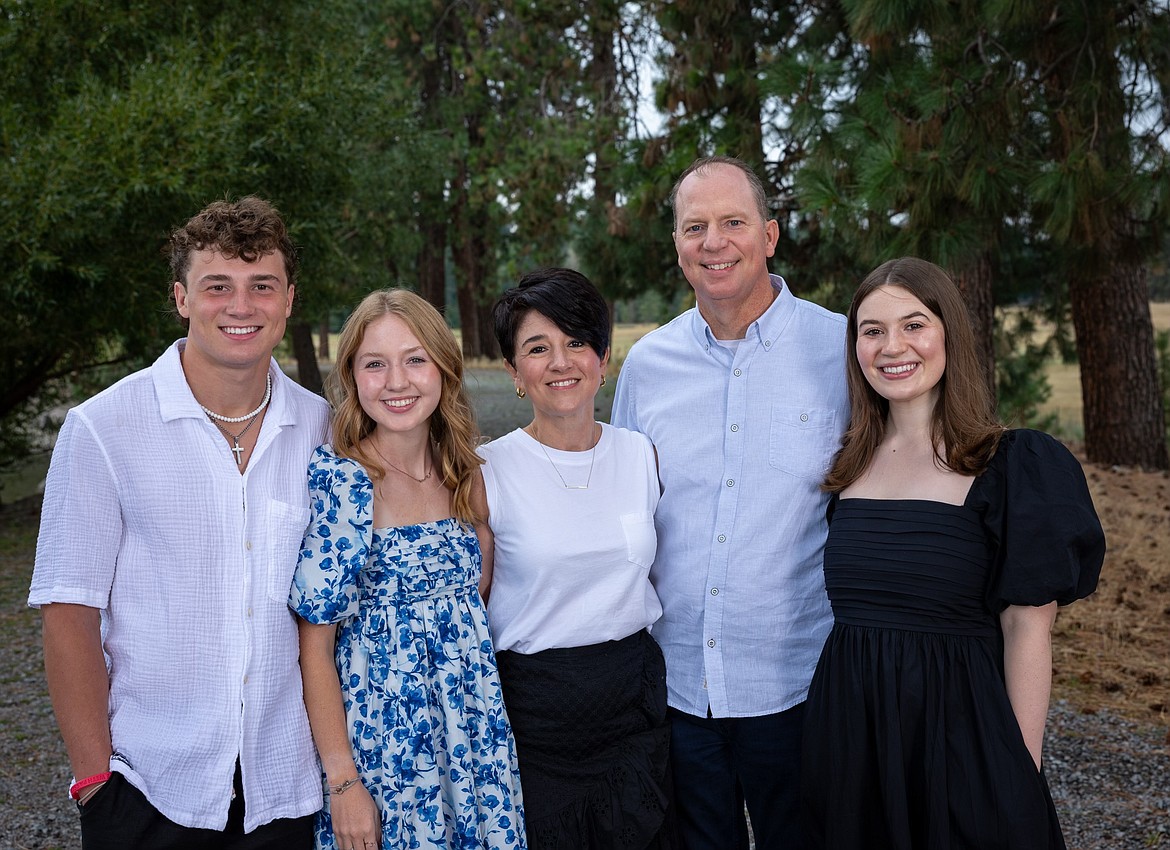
[690,274,797,353]
[153,339,295,427]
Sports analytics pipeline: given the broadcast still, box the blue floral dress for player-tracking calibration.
[290,445,526,850]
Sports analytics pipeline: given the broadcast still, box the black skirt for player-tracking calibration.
[496,629,678,850]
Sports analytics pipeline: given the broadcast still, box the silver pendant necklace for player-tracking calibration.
[530,424,597,490]
[200,374,272,467]
[208,414,263,467]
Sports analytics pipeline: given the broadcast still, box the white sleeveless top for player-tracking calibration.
[480,423,663,653]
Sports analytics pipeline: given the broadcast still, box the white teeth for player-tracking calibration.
[706,262,735,270]
[384,398,416,408]
[224,326,259,335]
[881,364,916,374]
[549,379,578,387]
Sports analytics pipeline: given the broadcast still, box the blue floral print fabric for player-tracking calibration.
[290,445,526,850]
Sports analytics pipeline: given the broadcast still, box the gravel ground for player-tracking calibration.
[2,369,1167,849]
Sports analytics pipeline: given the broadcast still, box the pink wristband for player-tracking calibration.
[70,772,112,801]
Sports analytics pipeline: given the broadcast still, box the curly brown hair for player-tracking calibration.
[167,196,297,319]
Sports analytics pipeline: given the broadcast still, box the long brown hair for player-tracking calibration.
[824,257,1003,492]
[328,289,485,523]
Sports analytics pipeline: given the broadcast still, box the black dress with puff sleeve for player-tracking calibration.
[802,429,1105,850]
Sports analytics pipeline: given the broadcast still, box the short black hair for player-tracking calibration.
[492,267,610,365]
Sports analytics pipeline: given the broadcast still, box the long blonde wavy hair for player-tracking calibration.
[328,289,484,524]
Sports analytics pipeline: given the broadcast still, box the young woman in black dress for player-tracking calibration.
[802,257,1105,849]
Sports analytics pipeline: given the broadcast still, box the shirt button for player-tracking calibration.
[247,607,253,618]
[764,340,772,348]
[730,424,739,432]
[733,368,742,377]
[245,541,253,551]
[800,413,809,423]
[707,639,716,648]
[243,675,250,685]
[717,534,727,543]
[710,587,719,596]
[726,479,734,487]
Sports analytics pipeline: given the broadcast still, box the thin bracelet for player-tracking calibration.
[327,777,361,796]
[77,783,106,806]
[70,771,112,801]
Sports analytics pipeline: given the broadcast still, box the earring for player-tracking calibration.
[515,387,526,399]
[600,376,607,387]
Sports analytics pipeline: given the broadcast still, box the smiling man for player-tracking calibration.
[612,156,849,849]
[30,197,330,849]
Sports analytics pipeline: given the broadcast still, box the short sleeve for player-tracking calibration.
[971,429,1105,609]
[610,351,638,431]
[288,445,373,624]
[29,409,121,608]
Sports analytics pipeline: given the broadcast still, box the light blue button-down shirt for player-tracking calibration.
[612,275,848,717]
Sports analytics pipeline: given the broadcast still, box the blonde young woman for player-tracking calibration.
[290,290,525,850]
[801,258,1104,849]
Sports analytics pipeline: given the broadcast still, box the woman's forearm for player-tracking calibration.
[1001,601,1058,769]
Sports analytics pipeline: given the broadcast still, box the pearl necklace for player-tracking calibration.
[200,374,272,423]
[199,374,272,467]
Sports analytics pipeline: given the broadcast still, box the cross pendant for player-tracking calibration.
[230,440,245,464]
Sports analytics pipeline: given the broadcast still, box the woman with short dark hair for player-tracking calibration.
[476,267,677,848]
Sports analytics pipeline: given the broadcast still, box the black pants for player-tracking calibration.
[80,765,313,850]
[668,702,807,850]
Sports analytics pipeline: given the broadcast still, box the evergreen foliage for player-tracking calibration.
[2,0,1168,468]
[0,0,393,463]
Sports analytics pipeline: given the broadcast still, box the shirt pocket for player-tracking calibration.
[768,405,838,480]
[620,511,658,570]
[267,500,311,604]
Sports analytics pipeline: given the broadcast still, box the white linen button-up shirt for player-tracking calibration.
[29,340,330,832]
[612,276,849,717]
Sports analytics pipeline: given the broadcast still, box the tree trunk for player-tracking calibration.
[289,321,323,395]
[317,317,330,361]
[1030,2,1168,468]
[418,220,447,311]
[1070,260,1168,468]
[583,2,624,299]
[452,220,494,359]
[954,252,996,402]
[417,51,448,312]
[475,299,498,360]
[451,158,493,359]
[449,29,495,362]
[725,0,765,175]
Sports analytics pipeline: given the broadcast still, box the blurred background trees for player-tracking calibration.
[2,0,1168,470]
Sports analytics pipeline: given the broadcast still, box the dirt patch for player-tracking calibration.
[1053,454,1170,728]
